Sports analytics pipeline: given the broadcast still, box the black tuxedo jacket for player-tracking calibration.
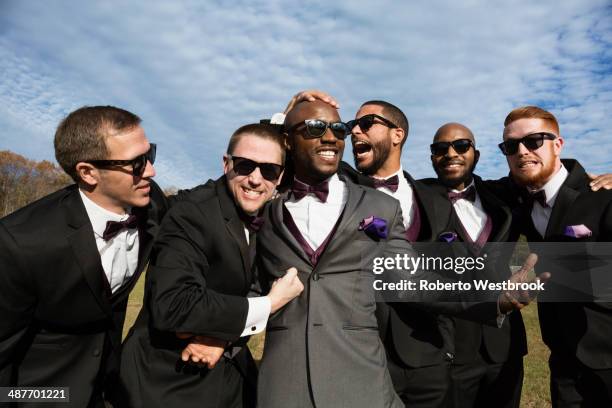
[422,175,528,364]
[339,161,457,368]
[491,159,612,369]
[0,182,167,407]
[118,176,257,408]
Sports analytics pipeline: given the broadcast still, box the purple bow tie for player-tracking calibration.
[447,186,476,203]
[239,211,265,232]
[528,189,548,208]
[371,175,399,193]
[291,179,329,203]
[102,214,138,241]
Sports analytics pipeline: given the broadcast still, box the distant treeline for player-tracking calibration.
[0,150,72,218]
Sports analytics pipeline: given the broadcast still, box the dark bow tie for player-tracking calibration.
[103,214,138,241]
[291,179,329,203]
[447,186,476,203]
[371,175,399,193]
[239,211,265,232]
[528,189,548,208]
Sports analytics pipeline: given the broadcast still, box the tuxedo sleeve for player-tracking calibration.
[146,201,249,342]
[382,202,499,322]
[0,223,36,384]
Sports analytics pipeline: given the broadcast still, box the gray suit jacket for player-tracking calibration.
[256,177,490,408]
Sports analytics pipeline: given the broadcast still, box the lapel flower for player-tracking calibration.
[359,216,388,240]
[438,231,458,243]
[564,224,592,238]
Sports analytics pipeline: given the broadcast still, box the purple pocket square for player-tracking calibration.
[359,216,388,239]
[438,231,458,243]
[564,224,592,238]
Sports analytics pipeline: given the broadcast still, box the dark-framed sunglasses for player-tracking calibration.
[228,155,284,181]
[87,143,156,177]
[498,132,557,156]
[346,114,398,133]
[430,139,474,156]
[286,119,350,140]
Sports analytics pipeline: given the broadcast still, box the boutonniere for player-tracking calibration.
[564,224,592,238]
[358,216,388,240]
[438,231,458,243]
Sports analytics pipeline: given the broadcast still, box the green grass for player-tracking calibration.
[124,272,551,407]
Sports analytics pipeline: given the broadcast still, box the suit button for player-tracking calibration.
[445,352,455,361]
[251,326,257,332]
[312,273,319,281]
[93,348,101,357]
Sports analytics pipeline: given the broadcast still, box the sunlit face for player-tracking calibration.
[286,101,344,185]
[351,104,393,176]
[430,127,478,189]
[224,134,284,214]
[503,118,563,188]
[94,125,155,213]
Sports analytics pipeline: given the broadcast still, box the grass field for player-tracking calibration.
[124,272,552,407]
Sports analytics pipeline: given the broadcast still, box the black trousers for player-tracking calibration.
[549,354,612,408]
[449,353,523,408]
[387,353,451,408]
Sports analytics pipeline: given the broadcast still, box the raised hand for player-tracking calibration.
[498,253,551,313]
[268,267,304,313]
[588,173,612,191]
[284,90,340,114]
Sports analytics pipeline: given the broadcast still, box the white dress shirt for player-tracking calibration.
[285,173,347,249]
[371,166,415,230]
[449,180,488,241]
[529,165,569,237]
[79,190,139,294]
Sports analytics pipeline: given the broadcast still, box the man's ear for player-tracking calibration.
[223,154,231,175]
[474,149,480,166]
[284,132,292,151]
[391,128,405,146]
[554,135,564,156]
[75,162,99,187]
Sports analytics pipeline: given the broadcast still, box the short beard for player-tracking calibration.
[356,137,392,176]
[511,158,556,189]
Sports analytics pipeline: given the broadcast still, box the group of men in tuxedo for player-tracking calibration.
[1,92,611,408]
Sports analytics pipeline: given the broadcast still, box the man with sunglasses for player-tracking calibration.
[0,106,167,407]
[492,106,612,407]
[119,123,303,408]
[278,93,460,407]
[256,100,543,408]
[425,123,527,408]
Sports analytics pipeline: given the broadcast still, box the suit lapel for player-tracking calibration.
[63,188,112,317]
[216,177,251,279]
[475,176,512,242]
[544,184,580,239]
[269,195,313,267]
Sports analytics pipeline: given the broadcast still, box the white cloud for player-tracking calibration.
[0,0,610,187]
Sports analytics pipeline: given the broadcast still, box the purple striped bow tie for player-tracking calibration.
[103,214,138,241]
[447,186,476,203]
[371,175,399,193]
[291,179,329,203]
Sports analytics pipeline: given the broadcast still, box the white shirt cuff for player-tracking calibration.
[496,298,510,328]
[240,296,271,337]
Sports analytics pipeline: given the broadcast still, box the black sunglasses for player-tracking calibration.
[287,119,350,140]
[228,155,284,181]
[430,139,474,156]
[87,143,156,177]
[498,132,557,156]
[346,114,398,133]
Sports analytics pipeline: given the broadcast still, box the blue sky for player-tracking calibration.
[1,1,610,188]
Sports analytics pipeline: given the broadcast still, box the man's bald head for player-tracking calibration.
[433,122,475,144]
[284,100,341,129]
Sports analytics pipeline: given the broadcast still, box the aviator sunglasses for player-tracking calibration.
[498,132,557,156]
[227,155,284,181]
[286,119,350,140]
[87,143,156,177]
[430,139,474,156]
[346,114,398,133]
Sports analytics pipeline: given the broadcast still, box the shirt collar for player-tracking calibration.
[449,179,476,194]
[371,165,403,180]
[293,173,344,204]
[530,164,569,206]
[79,189,131,238]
